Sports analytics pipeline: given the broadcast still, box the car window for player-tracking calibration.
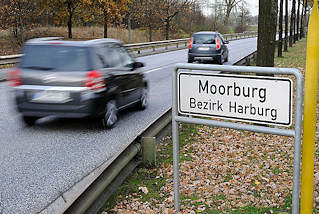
[94,46,108,68]
[193,34,217,44]
[94,44,133,68]
[20,45,90,71]
[117,46,134,67]
[218,34,226,44]
[107,46,123,67]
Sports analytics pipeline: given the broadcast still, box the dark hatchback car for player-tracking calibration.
[188,31,229,64]
[9,37,148,128]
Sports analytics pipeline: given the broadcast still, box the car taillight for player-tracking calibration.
[8,68,22,86]
[216,38,221,50]
[188,37,193,49]
[84,70,105,90]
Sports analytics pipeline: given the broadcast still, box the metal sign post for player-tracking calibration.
[172,63,304,214]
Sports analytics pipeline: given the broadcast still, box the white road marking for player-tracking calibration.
[144,64,176,73]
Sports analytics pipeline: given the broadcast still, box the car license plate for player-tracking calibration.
[198,47,210,51]
[32,90,71,103]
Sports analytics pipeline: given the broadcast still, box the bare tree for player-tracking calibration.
[289,0,296,46]
[293,0,297,43]
[284,0,288,51]
[223,0,243,26]
[209,0,225,30]
[235,1,250,32]
[257,0,278,67]
[296,0,301,40]
[300,0,306,38]
[161,0,192,40]
[278,0,283,57]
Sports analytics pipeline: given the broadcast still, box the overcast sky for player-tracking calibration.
[202,0,259,16]
[247,0,259,16]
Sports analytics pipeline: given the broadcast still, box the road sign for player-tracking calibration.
[172,63,303,213]
[178,72,292,126]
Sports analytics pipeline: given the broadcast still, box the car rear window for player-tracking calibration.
[20,45,90,71]
[193,34,217,44]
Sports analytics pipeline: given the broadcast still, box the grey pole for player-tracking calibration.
[291,69,304,214]
[172,67,180,211]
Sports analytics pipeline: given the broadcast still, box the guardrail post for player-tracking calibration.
[141,137,156,166]
[165,45,168,50]
[137,49,141,54]
[153,46,155,52]
[246,57,251,66]
[176,43,179,48]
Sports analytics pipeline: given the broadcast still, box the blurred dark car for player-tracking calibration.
[9,37,148,128]
[188,31,229,64]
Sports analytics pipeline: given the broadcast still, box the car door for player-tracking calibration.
[99,44,139,108]
[116,46,143,103]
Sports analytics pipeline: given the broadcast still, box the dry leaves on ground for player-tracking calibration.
[111,104,319,213]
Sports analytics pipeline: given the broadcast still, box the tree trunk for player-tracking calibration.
[278,0,283,57]
[292,0,297,43]
[13,27,18,39]
[103,10,108,38]
[284,0,288,51]
[303,0,308,37]
[289,0,295,46]
[300,0,304,38]
[104,22,108,38]
[148,25,152,42]
[224,6,232,26]
[296,0,300,41]
[165,19,170,40]
[257,0,278,67]
[18,0,24,44]
[67,2,73,39]
[128,13,132,43]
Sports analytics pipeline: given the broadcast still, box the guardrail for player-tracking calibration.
[0,54,22,66]
[0,31,257,66]
[234,51,257,66]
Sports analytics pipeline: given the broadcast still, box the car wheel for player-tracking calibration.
[22,116,38,126]
[217,55,223,65]
[102,100,118,129]
[137,87,148,110]
[224,54,229,62]
[188,57,194,63]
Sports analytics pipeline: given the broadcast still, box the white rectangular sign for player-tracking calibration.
[178,72,293,126]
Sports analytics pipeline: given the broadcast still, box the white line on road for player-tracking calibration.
[144,64,176,74]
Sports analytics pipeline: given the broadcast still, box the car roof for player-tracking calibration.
[193,31,219,35]
[25,37,123,47]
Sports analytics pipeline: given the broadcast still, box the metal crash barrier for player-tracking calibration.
[172,63,304,214]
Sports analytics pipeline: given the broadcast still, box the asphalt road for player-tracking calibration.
[0,37,257,214]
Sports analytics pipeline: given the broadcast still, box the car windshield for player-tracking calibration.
[193,34,217,44]
[20,45,90,71]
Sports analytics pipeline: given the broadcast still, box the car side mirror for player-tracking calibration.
[132,61,145,69]
[224,40,229,44]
